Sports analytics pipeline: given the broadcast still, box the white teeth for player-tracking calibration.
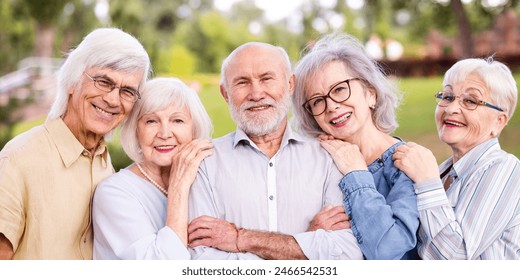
[95,105,115,116]
[249,106,269,111]
[444,121,464,127]
[331,113,351,124]
[155,145,174,150]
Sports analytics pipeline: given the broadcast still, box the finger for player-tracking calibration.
[188,228,213,243]
[331,221,351,230]
[189,237,213,248]
[329,205,346,215]
[322,139,347,150]
[188,216,215,233]
[319,140,335,154]
[325,212,349,226]
[406,142,418,148]
[319,205,346,219]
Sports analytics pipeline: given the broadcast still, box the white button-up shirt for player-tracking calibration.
[188,126,363,259]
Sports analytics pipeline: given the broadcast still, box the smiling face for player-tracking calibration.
[137,104,194,168]
[221,45,294,136]
[63,67,143,146]
[435,73,506,158]
[305,61,376,142]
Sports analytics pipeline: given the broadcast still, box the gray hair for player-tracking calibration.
[120,77,213,163]
[47,27,151,121]
[443,57,517,119]
[293,33,401,137]
[220,42,292,90]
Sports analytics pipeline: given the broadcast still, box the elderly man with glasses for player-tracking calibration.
[0,28,151,259]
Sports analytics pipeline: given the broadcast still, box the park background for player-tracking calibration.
[1,0,519,171]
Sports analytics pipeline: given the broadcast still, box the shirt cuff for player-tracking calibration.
[339,170,375,195]
[414,178,450,211]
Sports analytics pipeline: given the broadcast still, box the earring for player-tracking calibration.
[370,104,376,110]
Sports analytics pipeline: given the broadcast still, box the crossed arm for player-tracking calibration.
[188,206,350,260]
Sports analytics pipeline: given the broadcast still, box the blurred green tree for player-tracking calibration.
[24,0,69,57]
[0,0,34,73]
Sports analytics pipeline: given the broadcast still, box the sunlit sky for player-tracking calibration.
[214,0,363,22]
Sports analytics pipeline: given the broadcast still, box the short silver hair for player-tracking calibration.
[219,42,292,90]
[47,27,151,121]
[443,57,517,119]
[120,77,213,163]
[293,33,401,137]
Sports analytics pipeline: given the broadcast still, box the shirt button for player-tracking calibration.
[269,162,273,167]
[269,195,274,200]
[82,150,90,156]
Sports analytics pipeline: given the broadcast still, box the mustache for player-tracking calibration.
[239,99,277,111]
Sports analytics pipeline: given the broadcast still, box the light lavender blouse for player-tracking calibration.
[92,169,190,260]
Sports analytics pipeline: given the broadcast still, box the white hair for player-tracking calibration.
[47,27,151,121]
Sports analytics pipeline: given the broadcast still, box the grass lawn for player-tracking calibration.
[5,73,520,170]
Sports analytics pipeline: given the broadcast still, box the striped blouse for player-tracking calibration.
[414,138,520,259]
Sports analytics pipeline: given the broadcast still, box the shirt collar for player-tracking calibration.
[440,138,500,180]
[45,118,109,168]
[232,125,306,150]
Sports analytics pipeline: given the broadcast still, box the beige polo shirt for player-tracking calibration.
[0,118,114,259]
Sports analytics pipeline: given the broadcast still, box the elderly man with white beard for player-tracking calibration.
[186,42,363,260]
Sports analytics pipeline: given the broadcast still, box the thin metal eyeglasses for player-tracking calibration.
[435,91,503,112]
[303,78,361,116]
[84,72,141,102]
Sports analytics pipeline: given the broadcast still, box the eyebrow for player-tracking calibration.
[93,73,139,91]
[309,80,344,98]
[443,85,483,96]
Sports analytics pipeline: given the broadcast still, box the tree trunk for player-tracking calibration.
[33,22,55,57]
[450,0,473,58]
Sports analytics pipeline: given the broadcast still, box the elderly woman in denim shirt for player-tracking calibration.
[292,33,419,259]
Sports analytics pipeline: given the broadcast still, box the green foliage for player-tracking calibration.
[25,0,69,24]
[156,44,197,76]
[0,96,34,148]
[173,10,257,73]
[0,0,34,73]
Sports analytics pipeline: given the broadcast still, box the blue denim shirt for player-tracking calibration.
[339,141,419,259]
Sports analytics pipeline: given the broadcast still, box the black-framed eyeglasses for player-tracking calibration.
[303,78,361,116]
[84,72,141,102]
[435,91,503,112]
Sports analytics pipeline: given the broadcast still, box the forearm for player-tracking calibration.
[237,228,307,260]
[341,171,419,259]
[0,233,14,260]
[165,186,190,246]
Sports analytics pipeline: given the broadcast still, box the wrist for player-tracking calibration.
[236,228,247,253]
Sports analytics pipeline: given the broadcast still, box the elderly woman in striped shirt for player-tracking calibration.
[393,57,520,259]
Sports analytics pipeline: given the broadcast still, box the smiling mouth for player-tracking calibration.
[247,105,271,111]
[155,145,175,150]
[93,104,117,116]
[444,120,465,127]
[330,113,352,124]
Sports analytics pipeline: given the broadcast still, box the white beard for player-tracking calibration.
[229,94,292,137]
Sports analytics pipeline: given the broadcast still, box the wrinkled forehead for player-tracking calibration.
[443,72,488,95]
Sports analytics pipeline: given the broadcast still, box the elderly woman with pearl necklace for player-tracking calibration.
[92,77,213,259]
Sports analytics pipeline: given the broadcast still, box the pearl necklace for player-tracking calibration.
[136,163,168,196]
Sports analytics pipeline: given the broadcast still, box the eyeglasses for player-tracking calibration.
[84,73,141,102]
[303,78,361,116]
[435,91,503,112]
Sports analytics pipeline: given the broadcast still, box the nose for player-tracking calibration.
[444,96,462,114]
[157,122,172,139]
[248,81,266,101]
[325,96,339,112]
[102,87,122,106]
